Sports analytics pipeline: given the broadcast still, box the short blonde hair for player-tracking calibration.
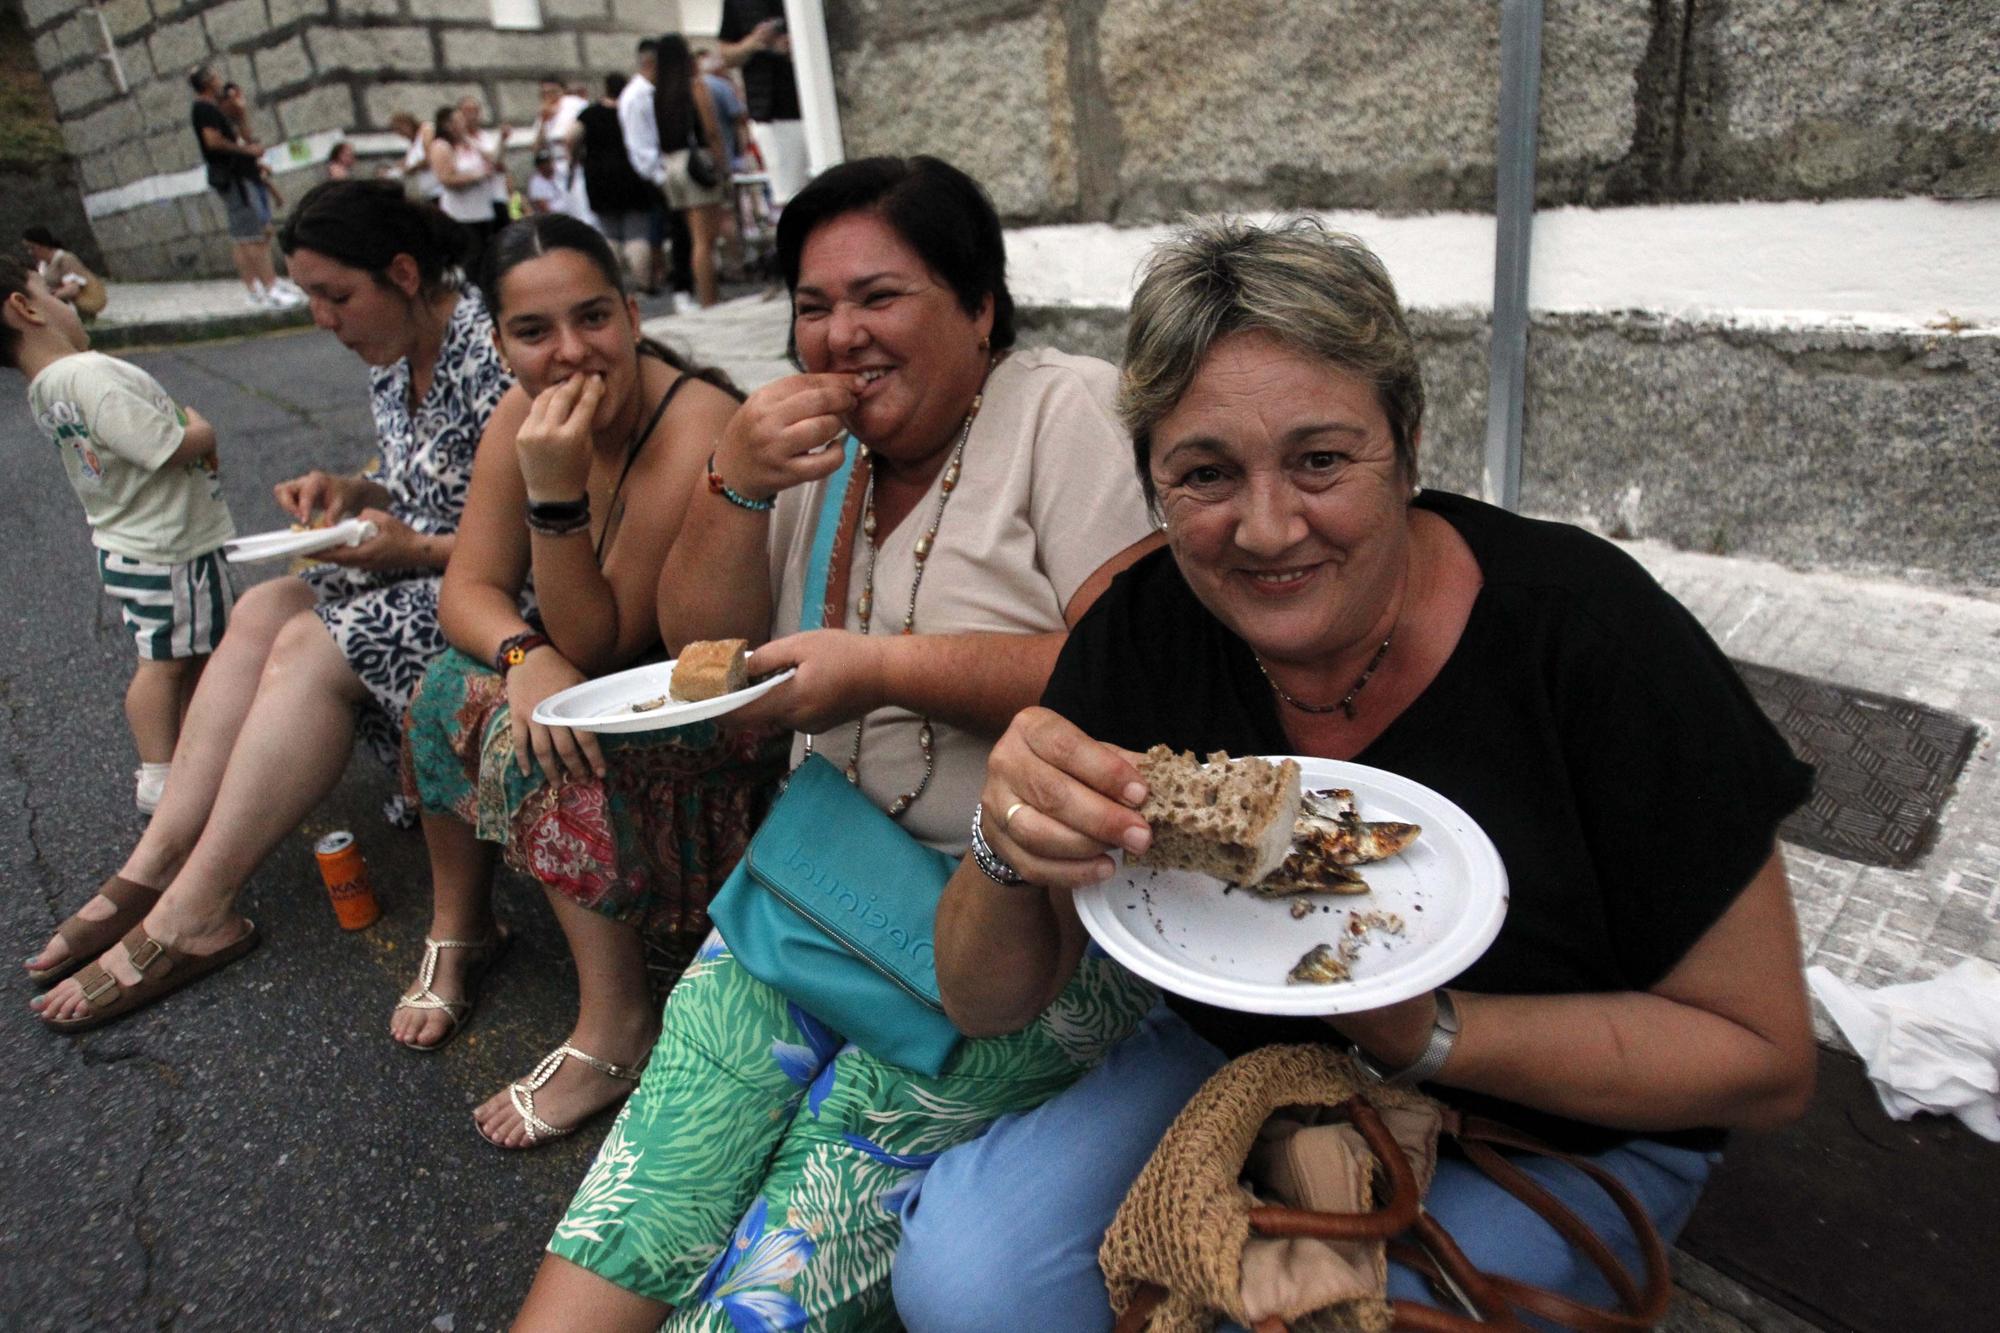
[1120,217,1424,506]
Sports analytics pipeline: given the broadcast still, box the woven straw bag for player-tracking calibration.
[1100,1045,1672,1333]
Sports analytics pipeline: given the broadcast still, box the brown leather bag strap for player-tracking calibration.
[1111,1282,1166,1333]
[1452,1117,1673,1331]
[1456,1137,1642,1309]
[1247,1099,1422,1241]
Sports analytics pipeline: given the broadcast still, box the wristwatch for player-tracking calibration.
[1351,989,1460,1087]
[493,630,550,676]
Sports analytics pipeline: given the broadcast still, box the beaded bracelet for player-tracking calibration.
[969,802,1030,887]
[706,453,776,513]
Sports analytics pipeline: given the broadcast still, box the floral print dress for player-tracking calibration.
[403,649,789,984]
[548,932,1156,1328]
[300,285,510,771]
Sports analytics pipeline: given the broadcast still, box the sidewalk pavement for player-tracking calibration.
[82,276,711,350]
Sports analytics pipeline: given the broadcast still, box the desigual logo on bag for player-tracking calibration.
[778,841,935,969]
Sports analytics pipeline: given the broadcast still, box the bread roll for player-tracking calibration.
[1133,746,1302,885]
[669,639,749,702]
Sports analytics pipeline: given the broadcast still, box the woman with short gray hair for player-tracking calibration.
[897,216,1817,1328]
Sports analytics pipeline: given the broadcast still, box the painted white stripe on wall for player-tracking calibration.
[1006,198,2000,334]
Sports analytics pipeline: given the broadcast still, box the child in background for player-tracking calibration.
[0,257,236,813]
[524,150,570,216]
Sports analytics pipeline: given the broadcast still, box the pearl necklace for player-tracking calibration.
[808,385,985,819]
[1256,632,1394,720]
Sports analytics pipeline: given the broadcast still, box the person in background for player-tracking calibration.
[697,53,758,282]
[22,226,107,322]
[430,104,502,254]
[573,74,662,292]
[2,257,234,823]
[457,95,514,228]
[524,151,570,217]
[25,182,510,1031]
[325,141,358,182]
[530,74,593,224]
[651,34,729,308]
[717,1,808,204]
[388,110,439,201]
[219,83,288,215]
[187,67,300,310]
[616,40,671,296]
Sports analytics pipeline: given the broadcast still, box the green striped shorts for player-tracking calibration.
[96,547,236,660]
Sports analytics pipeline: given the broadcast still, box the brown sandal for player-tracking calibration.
[40,921,261,1034]
[27,876,162,987]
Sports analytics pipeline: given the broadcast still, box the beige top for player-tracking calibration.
[767,347,1157,854]
[27,352,235,565]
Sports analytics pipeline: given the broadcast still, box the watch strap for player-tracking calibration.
[1354,989,1459,1087]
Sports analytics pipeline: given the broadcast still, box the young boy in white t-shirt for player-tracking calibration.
[2,258,236,813]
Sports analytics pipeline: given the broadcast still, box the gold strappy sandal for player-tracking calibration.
[499,1043,648,1148]
[391,931,509,1051]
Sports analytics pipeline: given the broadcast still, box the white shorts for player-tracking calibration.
[96,547,236,661]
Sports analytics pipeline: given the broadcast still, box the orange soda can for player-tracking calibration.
[314,831,380,930]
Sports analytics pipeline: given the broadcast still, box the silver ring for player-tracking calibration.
[1002,801,1027,831]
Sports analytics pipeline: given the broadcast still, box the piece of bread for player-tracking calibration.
[1133,746,1302,885]
[670,639,749,702]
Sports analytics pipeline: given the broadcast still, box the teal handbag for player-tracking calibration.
[706,438,965,1076]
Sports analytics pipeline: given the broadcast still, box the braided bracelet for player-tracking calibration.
[525,496,591,537]
[706,453,776,513]
[969,803,1030,887]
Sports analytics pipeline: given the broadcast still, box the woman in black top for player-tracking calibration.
[894,218,1817,1330]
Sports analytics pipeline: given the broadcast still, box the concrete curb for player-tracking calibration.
[88,304,315,351]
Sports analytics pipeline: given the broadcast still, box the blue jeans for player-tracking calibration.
[894,1005,1714,1332]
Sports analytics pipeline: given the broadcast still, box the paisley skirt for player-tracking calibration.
[402,649,788,982]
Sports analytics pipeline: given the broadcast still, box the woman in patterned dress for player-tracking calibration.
[31,181,510,1028]
[513,156,1165,1331]
[394,214,786,1147]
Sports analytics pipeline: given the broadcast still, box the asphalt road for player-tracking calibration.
[2,328,610,1331]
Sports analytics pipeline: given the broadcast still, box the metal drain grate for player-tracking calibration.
[1735,661,1979,869]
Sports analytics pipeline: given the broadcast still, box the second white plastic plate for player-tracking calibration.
[531,658,796,734]
[1074,756,1508,1015]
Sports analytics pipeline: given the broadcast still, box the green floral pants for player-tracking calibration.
[548,931,1156,1329]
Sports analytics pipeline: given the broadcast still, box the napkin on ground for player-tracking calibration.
[1806,959,2000,1141]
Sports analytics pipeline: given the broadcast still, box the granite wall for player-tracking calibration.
[826,0,2000,222]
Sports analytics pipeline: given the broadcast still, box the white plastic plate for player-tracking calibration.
[531,658,796,734]
[223,518,377,564]
[1074,756,1508,1015]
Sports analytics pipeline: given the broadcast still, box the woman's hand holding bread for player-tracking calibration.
[274,468,374,524]
[976,708,1153,890]
[713,373,862,501]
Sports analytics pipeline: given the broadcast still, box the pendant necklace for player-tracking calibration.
[804,370,989,819]
[1257,632,1394,720]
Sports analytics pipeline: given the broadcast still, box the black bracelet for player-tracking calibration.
[525,496,590,537]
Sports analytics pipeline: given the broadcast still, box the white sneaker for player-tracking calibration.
[273,278,305,299]
[245,285,273,308]
[267,285,306,309]
[135,763,169,814]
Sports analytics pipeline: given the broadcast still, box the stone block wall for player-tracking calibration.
[827,0,2000,221]
[21,0,673,280]
[828,1,1998,586]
